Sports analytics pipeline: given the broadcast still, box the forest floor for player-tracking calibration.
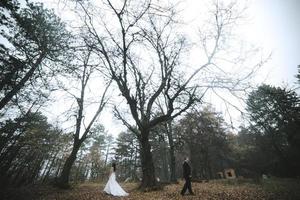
[2,178,300,200]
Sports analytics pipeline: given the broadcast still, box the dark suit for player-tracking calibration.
[181,161,194,195]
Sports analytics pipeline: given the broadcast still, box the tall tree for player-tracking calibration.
[57,44,111,188]
[73,0,264,189]
[114,130,140,181]
[87,124,106,181]
[246,84,300,177]
[150,126,170,182]
[156,100,179,182]
[0,112,66,187]
[176,106,229,179]
[0,0,71,111]
[165,121,177,182]
[231,126,271,178]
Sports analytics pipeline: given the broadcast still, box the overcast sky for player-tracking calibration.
[4,0,299,136]
[247,0,300,85]
[182,0,300,86]
[47,0,300,136]
[176,0,300,132]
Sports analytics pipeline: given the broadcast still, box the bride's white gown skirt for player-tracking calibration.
[104,172,129,196]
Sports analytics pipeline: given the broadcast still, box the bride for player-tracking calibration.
[103,163,129,196]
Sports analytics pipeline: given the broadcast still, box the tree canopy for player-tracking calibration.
[0,0,71,111]
[245,84,300,177]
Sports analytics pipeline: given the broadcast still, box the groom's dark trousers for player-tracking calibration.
[181,161,193,195]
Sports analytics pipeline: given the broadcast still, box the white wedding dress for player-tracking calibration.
[104,171,129,196]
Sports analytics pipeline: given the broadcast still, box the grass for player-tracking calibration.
[260,178,300,199]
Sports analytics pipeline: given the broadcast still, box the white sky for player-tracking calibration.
[37,0,300,136]
[244,0,300,85]
[180,0,300,86]
[2,0,300,136]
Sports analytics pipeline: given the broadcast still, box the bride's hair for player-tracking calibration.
[112,163,116,172]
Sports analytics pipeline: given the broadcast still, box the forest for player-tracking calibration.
[1,0,300,199]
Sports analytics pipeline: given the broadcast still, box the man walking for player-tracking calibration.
[181,157,195,196]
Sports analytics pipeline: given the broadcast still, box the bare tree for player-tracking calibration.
[73,0,264,189]
[57,42,111,188]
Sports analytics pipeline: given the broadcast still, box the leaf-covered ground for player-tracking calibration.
[2,179,300,200]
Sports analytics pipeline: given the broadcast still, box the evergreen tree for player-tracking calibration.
[246,84,300,177]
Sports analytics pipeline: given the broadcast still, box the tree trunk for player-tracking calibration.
[28,156,44,185]
[139,130,157,189]
[55,158,63,178]
[133,146,138,180]
[43,151,59,182]
[190,146,198,178]
[0,54,44,111]
[205,151,213,180]
[74,150,84,183]
[0,145,22,182]
[41,158,51,180]
[162,143,169,181]
[104,143,110,166]
[0,64,20,91]
[0,102,36,154]
[57,143,80,188]
[166,121,177,182]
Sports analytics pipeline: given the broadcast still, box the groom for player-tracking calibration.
[181,157,195,196]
